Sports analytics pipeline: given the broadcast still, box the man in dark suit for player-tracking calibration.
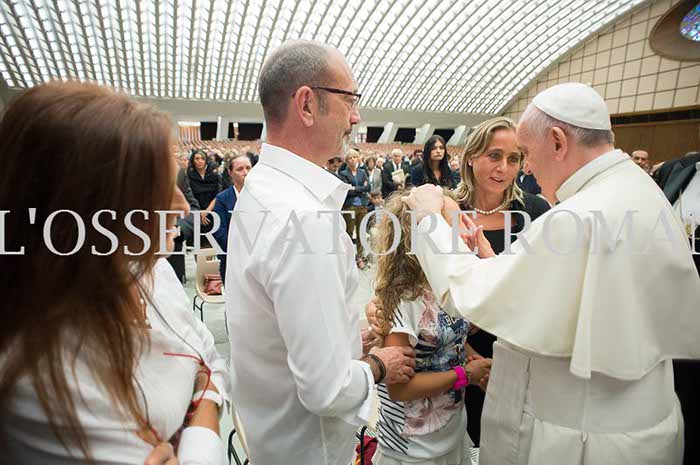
[382,149,410,198]
[663,157,700,465]
[213,153,252,283]
[656,151,700,190]
[516,170,542,195]
[324,156,343,180]
[340,150,370,261]
[663,157,699,274]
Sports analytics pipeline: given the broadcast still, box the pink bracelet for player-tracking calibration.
[453,365,469,390]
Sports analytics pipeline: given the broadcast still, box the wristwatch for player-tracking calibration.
[193,389,223,409]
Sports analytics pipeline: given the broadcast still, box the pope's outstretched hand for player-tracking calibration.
[401,185,444,222]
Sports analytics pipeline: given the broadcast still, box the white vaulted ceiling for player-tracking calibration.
[0,0,648,115]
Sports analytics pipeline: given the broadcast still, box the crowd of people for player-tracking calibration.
[0,38,698,465]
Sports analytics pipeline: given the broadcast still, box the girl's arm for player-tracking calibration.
[385,333,458,402]
[385,334,492,402]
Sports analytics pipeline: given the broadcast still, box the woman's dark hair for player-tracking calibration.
[0,81,175,462]
[422,135,452,187]
[189,149,210,172]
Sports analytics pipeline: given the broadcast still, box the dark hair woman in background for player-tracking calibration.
[410,135,457,189]
[188,149,222,228]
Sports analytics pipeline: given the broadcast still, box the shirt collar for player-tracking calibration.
[556,149,627,202]
[696,162,700,173]
[258,143,350,208]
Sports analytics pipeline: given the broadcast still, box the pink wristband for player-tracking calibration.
[453,366,469,390]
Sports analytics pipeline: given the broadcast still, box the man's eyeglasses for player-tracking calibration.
[293,86,362,108]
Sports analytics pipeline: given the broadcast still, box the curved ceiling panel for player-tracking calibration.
[0,0,647,114]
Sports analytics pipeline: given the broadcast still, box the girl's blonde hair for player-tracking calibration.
[454,116,525,209]
[371,189,452,346]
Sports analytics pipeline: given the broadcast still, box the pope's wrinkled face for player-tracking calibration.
[516,118,555,194]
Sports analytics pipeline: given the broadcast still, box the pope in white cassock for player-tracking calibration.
[402,83,700,465]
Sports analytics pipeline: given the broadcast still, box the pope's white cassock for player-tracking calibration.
[414,87,700,465]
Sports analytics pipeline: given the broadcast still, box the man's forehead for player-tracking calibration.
[327,50,357,87]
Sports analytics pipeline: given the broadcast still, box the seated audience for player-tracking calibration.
[0,81,229,465]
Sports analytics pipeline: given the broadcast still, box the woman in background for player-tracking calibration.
[0,82,229,465]
[364,154,383,194]
[188,149,222,228]
[410,135,457,189]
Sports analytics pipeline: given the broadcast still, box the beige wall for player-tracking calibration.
[502,0,700,121]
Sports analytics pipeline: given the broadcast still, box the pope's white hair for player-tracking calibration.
[391,148,403,157]
[521,104,615,148]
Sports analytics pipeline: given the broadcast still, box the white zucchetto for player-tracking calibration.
[532,82,612,130]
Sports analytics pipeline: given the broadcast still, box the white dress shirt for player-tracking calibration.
[226,143,375,465]
[4,259,230,465]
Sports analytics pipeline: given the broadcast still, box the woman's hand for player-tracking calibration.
[466,358,492,392]
[199,210,210,226]
[138,431,179,465]
[143,443,179,465]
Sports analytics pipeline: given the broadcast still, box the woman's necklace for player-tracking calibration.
[473,198,509,216]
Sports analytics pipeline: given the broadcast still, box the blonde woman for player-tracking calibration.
[370,192,492,465]
[454,116,550,445]
[340,149,371,265]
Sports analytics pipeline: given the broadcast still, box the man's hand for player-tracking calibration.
[401,185,444,223]
[370,346,416,384]
[460,213,496,258]
[441,196,462,227]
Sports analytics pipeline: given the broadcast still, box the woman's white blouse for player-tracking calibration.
[4,258,230,465]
